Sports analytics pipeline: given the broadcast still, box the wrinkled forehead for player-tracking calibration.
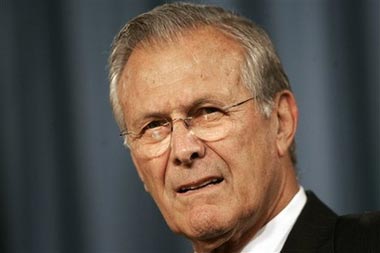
[118,27,250,122]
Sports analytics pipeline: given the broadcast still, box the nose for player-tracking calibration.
[170,120,205,166]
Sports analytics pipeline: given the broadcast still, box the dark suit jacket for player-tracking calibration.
[281,191,380,253]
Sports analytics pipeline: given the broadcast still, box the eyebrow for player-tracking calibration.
[132,96,229,126]
[131,112,168,130]
[191,96,226,107]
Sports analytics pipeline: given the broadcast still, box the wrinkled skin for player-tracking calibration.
[118,26,299,253]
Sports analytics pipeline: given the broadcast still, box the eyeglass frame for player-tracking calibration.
[119,96,256,141]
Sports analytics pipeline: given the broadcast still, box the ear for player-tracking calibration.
[131,154,150,193]
[275,91,298,158]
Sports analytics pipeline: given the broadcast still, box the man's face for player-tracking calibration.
[118,27,288,243]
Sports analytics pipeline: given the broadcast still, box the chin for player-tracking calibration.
[183,204,236,240]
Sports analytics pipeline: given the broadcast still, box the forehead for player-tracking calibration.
[119,27,249,122]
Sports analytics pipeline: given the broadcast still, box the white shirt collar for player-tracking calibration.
[239,186,307,253]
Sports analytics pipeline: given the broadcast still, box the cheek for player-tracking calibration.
[220,117,278,198]
[132,154,168,193]
[222,119,272,173]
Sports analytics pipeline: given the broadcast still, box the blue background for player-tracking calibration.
[1,0,379,252]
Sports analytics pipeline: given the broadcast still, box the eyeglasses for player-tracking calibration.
[120,97,255,158]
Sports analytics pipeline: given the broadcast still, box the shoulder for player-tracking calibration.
[337,211,380,229]
[334,211,380,252]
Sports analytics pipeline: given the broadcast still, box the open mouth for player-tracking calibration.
[177,177,224,194]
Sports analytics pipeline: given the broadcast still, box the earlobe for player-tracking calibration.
[275,91,298,157]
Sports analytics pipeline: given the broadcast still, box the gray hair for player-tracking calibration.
[108,2,296,163]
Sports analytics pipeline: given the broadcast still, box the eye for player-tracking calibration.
[193,107,225,122]
[200,107,220,115]
[196,107,222,116]
[142,119,169,133]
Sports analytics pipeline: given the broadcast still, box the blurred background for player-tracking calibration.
[1,0,379,252]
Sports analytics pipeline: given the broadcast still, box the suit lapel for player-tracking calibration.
[281,191,337,253]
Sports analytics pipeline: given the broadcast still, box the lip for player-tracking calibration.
[176,176,224,194]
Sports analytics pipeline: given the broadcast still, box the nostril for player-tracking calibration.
[174,158,181,166]
[174,152,199,166]
[190,152,199,160]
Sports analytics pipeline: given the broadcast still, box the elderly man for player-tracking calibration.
[108,2,379,253]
